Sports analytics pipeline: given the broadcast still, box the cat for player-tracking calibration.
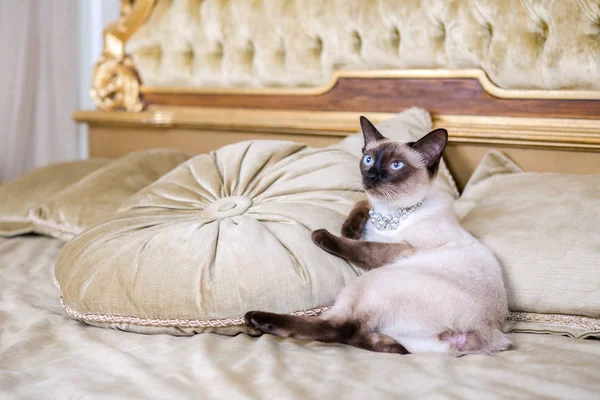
[245,116,510,356]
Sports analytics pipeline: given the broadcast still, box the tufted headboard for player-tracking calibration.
[126,0,600,90]
[75,0,600,189]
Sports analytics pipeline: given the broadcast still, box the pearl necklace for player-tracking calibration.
[368,201,423,231]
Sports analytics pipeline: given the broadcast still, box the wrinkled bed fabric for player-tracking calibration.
[1,236,600,399]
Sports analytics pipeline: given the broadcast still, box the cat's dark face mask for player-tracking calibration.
[358,116,448,204]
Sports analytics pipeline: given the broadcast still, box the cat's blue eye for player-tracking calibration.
[363,155,374,166]
[390,161,404,170]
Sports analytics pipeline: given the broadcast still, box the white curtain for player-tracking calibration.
[0,0,78,181]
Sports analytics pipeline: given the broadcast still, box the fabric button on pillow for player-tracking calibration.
[55,141,364,335]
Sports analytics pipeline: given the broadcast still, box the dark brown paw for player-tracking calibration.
[311,229,340,254]
[380,343,410,354]
[341,221,364,240]
[341,201,370,239]
[352,333,410,354]
[244,311,276,333]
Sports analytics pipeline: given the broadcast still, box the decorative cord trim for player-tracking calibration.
[60,297,332,328]
[54,276,599,331]
[59,303,600,331]
[507,311,600,331]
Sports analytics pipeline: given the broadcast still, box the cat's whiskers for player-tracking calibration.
[379,184,401,204]
[385,183,416,205]
[331,179,365,205]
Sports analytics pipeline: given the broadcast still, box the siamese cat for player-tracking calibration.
[245,117,510,356]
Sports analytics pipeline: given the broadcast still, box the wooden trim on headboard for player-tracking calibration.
[141,69,600,101]
[74,107,600,151]
[141,75,600,120]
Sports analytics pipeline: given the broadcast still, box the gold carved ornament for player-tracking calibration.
[91,0,156,112]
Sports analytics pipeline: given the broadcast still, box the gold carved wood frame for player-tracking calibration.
[91,0,156,112]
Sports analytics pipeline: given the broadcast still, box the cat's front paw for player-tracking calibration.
[311,229,341,255]
[341,200,370,239]
[341,219,365,240]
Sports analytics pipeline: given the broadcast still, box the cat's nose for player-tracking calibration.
[365,173,379,185]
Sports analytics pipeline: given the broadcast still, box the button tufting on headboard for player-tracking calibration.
[126,0,600,90]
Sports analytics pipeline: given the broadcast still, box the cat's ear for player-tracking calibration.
[409,128,448,173]
[360,116,385,146]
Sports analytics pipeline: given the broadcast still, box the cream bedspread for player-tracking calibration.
[1,236,600,399]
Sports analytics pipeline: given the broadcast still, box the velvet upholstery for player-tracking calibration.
[55,141,365,335]
[455,151,600,339]
[0,160,109,237]
[30,149,191,241]
[127,0,600,89]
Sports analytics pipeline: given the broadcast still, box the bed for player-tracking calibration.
[2,1,600,398]
[1,235,599,398]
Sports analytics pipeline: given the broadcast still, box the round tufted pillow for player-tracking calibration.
[55,141,364,335]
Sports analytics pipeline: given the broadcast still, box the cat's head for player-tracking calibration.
[359,116,448,208]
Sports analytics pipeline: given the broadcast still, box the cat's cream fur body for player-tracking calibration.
[245,118,510,356]
[328,187,510,355]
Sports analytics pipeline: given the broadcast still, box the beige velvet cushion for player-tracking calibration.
[0,160,109,237]
[55,140,364,335]
[30,149,191,241]
[329,107,458,198]
[455,150,600,339]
